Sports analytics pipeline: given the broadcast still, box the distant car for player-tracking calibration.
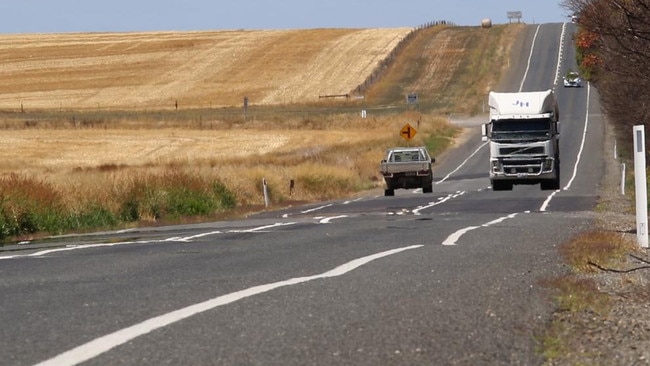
[563,71,582,87]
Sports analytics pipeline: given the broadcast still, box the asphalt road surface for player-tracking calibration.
[0,23,603,366]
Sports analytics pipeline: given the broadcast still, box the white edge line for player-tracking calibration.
[34,244,423,366]
[519,24,541,92]
[563,83,591,192]
[539,22,571,212]
[553,22,568,88]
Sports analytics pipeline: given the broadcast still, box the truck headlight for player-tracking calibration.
[543,158,554,171]
[491,160,502,172]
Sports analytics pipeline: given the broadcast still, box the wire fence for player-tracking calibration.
[351,20,456,97]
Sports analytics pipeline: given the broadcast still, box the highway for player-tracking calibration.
[0,22,603,366]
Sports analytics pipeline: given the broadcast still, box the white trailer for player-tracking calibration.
[481,90,561,191]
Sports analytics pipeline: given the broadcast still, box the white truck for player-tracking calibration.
[481,89,561,191]
[380,146,435,196]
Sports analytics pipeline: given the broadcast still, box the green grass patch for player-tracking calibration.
[0,172,237,242]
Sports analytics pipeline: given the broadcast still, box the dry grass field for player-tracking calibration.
[0,24,524,239]
[0,28,411,110]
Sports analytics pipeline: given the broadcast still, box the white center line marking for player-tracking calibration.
[442,212,521,246]
[34,245,423,366]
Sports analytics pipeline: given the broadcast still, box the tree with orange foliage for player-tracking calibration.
[562,0,650,148]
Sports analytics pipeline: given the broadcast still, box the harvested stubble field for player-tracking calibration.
[0,24,521,238]
[0,28,411,110]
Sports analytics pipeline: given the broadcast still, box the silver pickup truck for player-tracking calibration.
[379,146,435,196]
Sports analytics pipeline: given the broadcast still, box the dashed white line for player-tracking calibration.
[413,191,465,215]
[318,215,348,224]
[519,24,541,92]
[301,204,333,214]
[442,212,521,246]
[0,223,297,260]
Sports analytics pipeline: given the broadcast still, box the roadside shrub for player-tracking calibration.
[212,180,236,209]
[69,205,118,230]
[297,167,359,200]
[0,174,65,238]
[118,171,237,222]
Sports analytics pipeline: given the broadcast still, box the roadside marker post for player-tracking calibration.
[263,178,269,208]
[633,125,649,248]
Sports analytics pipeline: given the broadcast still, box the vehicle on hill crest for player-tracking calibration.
[563,71,582,87]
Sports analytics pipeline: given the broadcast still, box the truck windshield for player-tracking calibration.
[490,118,552,142]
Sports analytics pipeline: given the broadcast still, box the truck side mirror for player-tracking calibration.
[481,124,488,142]
[431,158,436,163]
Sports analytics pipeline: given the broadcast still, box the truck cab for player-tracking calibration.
[481,90,561,191]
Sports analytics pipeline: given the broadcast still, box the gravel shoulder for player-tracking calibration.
[546,120,650,365]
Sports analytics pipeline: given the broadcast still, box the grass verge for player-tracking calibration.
[540,230,641,364]
[0,111,458,243]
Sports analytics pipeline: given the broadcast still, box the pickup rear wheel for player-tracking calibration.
[384,188,395,196]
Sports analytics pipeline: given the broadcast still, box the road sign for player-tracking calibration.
[400,123,417,141]
[406,93,418,104]
[507,11,522,23]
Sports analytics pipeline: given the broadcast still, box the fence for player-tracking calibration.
[351,20,456,97]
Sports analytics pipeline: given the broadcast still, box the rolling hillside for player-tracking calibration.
[0,23,526,182]
[0,28,411,110]
[0,24,522,112]
[0,23,527,235]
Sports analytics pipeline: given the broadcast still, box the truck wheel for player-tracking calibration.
[541,177,560,191]
[541,162,560,190]
[492,180,512,191]
[422,184,433,193]
[384,188,395,196]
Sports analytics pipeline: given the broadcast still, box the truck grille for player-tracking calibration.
[502,158,545,175]
[499,146,545,155]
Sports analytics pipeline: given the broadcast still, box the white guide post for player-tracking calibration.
[633,125,649,248]
[263,178,269,208]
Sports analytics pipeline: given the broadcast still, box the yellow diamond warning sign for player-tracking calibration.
[400,123,417,141]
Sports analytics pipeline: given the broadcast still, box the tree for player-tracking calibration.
[562,0,650,148]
